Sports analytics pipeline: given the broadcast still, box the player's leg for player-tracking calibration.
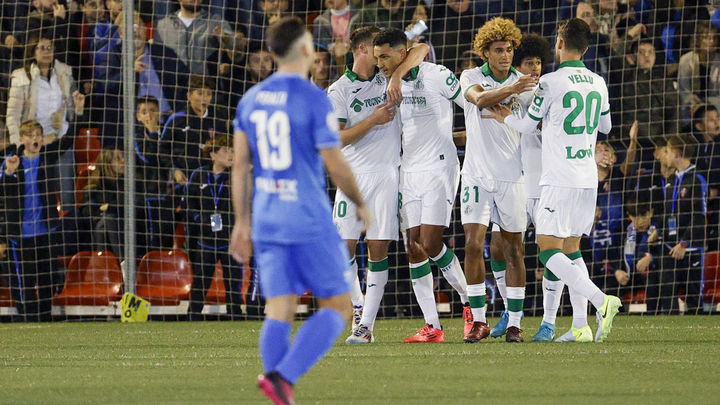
[500,228,526,342]
[489,228,508,311]
[334,183,364,323]
[463,223,491,342]
[257,294,298,404]
[343,239,364,330]
[553,237,593,343]
[347,239,390,343]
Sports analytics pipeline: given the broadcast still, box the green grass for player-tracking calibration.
[1,316,719,404]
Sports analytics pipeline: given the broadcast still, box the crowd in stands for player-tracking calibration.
[0,0,718,320]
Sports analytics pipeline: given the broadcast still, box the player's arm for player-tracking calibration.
[230,129,253,263]
[386,43,430,105]
[338,105,395,146]
[487,104,541,134]
[465,75,537,108]
[321,147,371,232]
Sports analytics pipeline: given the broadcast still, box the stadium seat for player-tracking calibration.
[703,251,720,304]
[0,276,14,307]
[53,251,123,306]
[75,128,101,171]
[136,250,193,305]
[172,224,186,250]
[204,261,226,304]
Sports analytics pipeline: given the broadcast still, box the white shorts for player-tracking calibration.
[526,197,539,227]
[399,164,459,230]
[333,167,399,241]
[460,175,526,233]
[535,185,597,238]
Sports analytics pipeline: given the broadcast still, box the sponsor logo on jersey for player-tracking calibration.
[351,88,362,94]
[565,146,594,160]
[402,96,427,106]
[544,207,555,213]
[351,98,364,112]
[414,80,424,90]
[256,177,298,201]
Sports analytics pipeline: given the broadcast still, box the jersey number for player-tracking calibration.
[562,91,601,135]
[249,110,292,170]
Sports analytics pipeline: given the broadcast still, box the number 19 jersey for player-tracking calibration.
[526,60,611,189]
[233,72,341,243]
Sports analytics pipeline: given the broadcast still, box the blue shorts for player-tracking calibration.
[254,233,352,299]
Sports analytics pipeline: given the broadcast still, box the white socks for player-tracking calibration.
[348,257,364,308]
[430,245,469,304]
[410,260,440,328]
[467,283,487,323]
[360,258,389,330]
[542,275,565,325]
[506,286,525,328]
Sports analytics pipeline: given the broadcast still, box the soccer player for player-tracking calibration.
[328,26,429,343]
[487,18,622,343]
[230,17,371,404]
[459,18,537,343]
[373,28,470,343]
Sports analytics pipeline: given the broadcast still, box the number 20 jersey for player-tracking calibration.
[233,72,341,243]
[527,61,610,189]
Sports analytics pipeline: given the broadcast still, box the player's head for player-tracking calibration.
[693,104,720,139]
[350,26,381,66]
[373,28,408,77]
[204,134,233,169]
[187,74,215,114]
[513,33,550,77]
[665,134,697,167]
[626,200,654,231]
[19,120,44,155]
[556,18,591,60]
[595,141,617,167]
[136,96,160,129]
[267,16,314,72]
[473,17,522,73]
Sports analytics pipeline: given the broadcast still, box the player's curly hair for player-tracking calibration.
[473,17,522,56]
[513,33,551,68]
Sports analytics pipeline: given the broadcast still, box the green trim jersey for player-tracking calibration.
[327,68,401,173]
[460,63,532,182]
[505,60,611,189]
[399,62,462,172]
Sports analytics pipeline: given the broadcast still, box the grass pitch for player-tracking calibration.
[1,316,719,404]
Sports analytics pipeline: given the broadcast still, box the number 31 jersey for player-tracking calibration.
[526,60,611,189]
[233,72,341,243]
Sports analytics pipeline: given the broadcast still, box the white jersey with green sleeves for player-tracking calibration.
[327,68,401,174]
[517,60,611,189]
[460,63,532,182]
[399,62,462,173]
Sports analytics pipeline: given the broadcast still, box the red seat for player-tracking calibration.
[53,251,123,306]
[703,251,720,304]
[75,128,101,171]
[0,276,14,307]
[173,224,186,250]
[136,250,193,305]
[205,261,226,304]
[632,290,646,304]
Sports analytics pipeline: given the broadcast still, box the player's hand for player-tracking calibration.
[230,221,252,263]
[636,254,652,274]
[134,54,147,73]
[53,4,67,20]
[510,74,538,94]
[73,90,86,115]
[484,104,512,123]
[173,169,188,185]
[386,75,403,106]
[614,270,630,286]
[629,120,639,145]
[4,155,20,175]
[356,203,373,234]
[370,103,396,125]
[669,243,687,260]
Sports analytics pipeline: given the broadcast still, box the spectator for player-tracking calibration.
[95,12,189,140]
[691,105,720,249]
[575,1,610,79]
[455,49,483,76]
[246,46,274,87]
[652,134,707,314]
[0,121,17,157]
[71,0,108,87]
[616,200,660,297]
[311,43,333,90]
[313,0,359,54]
[10,0,76,71]
[356,1,406,32]
[247,0,292,47]
[429,0,483,73]
[677,23,720,123]
[619,40,679,163]
[162,74,227,188]
[633,139,674,218]
[0,92,85,321]
[81,148,125,258]
[404,0,435,63]
[185,135,243,320]
[133,96,176,255]
[6,34,79,207]
[154,0,239,76]
[91,0,122,70]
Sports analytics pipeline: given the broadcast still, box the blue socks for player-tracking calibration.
[259,318,292,372]
[273,308,346,384]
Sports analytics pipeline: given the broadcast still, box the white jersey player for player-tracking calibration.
[488,18,622,343]
[460,17,537,343]
[374,28,470,343]
[329,26,429,344]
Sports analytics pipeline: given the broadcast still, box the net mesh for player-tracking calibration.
[0,0,718,322]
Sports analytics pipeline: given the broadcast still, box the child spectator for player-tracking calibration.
[618,201,660,298]
[162,74,227,187]
[0,90,85,321]
[185,135,242,320]
[633,139,674,218]
[654,135,707,314]
[81,148,125,258]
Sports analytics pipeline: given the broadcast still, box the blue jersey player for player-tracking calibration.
[229,17,370,405]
